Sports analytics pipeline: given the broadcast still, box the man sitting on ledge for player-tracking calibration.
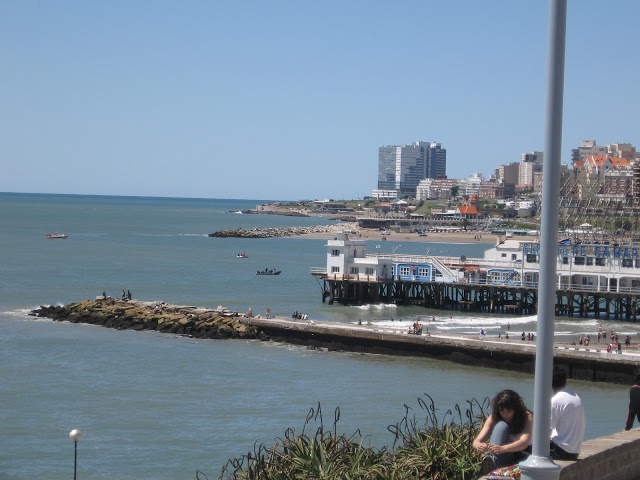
[550,365,585,461]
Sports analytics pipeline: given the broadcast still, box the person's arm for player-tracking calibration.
[625,408,634,431]
[488,411,533,454]
[473,415,495,453]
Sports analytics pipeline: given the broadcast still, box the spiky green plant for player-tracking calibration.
[213,396,489,480]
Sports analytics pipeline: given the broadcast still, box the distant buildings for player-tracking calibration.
[371,138,640,209]
[374,141,446,199]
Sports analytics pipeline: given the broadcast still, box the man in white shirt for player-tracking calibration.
[550,366,585,461]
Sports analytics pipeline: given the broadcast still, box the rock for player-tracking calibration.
[31,299,260,340]
[208,224,357,238]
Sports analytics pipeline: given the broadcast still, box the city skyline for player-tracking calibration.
[2,1,638,201]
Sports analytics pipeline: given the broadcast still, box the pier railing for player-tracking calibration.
[310,267,640,295]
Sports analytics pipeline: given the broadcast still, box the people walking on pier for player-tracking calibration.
[473,389,533,473]
[624,373,640,431]
[550,366,585,461]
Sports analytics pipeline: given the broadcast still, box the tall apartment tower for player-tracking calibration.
[377,141,446,197]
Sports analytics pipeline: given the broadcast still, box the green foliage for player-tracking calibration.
[388,395,488,480]
[214,396,488,480]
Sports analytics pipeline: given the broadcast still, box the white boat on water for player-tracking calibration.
[311,232,640,294]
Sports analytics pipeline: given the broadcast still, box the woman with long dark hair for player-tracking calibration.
[472,389,533,473]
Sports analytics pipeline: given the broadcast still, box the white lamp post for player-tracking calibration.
[69,429,82,480]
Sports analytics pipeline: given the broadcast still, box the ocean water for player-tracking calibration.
[0,193,636,480]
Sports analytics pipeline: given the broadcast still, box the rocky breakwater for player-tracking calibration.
[208,223,357,238]
[31,298,264,339]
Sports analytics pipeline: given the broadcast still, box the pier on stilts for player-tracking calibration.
[320,277,640,321]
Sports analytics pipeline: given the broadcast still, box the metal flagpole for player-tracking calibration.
[519,1,567,479]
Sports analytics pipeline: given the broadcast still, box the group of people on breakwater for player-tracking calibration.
[573,324,637,353]
[101,289,132,300]
[473,366,585,474]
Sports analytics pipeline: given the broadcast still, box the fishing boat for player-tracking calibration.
[257,268,281,275]
[237,253,249,258]
[45,232,68,239]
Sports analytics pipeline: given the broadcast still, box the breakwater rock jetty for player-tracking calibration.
[30,299,640,384]
[31,298,262,339]
[208,223,357,238]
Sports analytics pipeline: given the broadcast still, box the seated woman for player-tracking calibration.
[472,389,533,473]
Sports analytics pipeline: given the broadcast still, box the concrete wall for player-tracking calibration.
[480,429,640,480]
[558,429,640,480]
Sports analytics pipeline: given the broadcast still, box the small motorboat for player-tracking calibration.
[237,253,249,258]
[45,232,68,239]
[257,268,281,275]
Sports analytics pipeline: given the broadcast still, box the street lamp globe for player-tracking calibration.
[69,429,82,442]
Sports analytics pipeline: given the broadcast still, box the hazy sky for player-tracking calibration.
[2,1,638,201]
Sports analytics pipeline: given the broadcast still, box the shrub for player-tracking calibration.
[211,395,489,480]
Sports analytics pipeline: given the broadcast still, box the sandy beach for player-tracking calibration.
[295,227,508,244]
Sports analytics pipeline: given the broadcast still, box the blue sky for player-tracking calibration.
[2,1,638,201]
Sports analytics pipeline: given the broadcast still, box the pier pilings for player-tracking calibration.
[321,278,640,321]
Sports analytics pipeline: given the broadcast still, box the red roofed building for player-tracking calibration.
[456,205,479,219]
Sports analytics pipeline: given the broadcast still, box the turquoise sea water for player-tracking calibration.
[0,193,636,480]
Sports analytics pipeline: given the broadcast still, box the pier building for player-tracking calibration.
[311,233,640,320]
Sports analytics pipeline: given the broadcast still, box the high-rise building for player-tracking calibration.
[571,140,607,165]
[376,141,447,197]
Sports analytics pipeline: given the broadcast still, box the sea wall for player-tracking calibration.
[243,317,640,386]
[31,299,640,385]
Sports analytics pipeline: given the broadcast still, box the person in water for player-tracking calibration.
[473,389,533,473]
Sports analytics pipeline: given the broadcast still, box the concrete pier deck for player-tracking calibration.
[244,315,640,385]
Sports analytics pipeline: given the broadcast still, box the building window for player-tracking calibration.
[586,257,594,265]
[574,257,585,265]
[526,254,538,263]
[331,266,340,273]
[350,267,359,274]
[418,267,429,276]
[400,266,411,276]
[623,259,633,268]
[365,268,374,275]
[331,249,340,256]
[512,254,517,261]
[562,256,569,265]
[596,258,606,266]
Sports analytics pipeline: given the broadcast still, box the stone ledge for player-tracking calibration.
[480,429,640,480]
[559,429,640,480]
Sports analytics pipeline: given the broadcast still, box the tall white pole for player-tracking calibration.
[519,1,567,479]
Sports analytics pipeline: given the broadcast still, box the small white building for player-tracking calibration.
[324,233,392,280]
